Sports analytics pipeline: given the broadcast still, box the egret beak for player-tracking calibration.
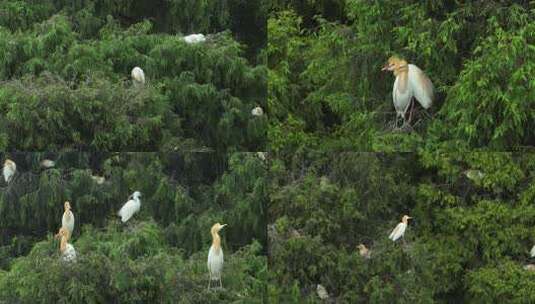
[407,217,413,219]
[381,63,394,71]
[220,224,227,229]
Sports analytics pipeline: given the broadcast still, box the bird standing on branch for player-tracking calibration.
[382,56,434,129]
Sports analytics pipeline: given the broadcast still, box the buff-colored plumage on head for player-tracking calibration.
[402,215,412,223]
[382,56,408,76]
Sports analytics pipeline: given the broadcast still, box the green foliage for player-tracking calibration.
[268,152,535,302]
[0,152,267,302]
[268,2,535,152]
[0,221,266,303]
[0,3,266,151]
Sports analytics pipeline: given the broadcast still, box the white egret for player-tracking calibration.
[40,159,55,168]
[251,106,264,117]
[464,169,485,182]
[91,175,106,185]
[524,264,535,271]
[208,223,227,289]
[183,33,206,44]
[256,152,266,161]
[357,244,371,259]
[118,191,142,223]
[3,159,16,184]
[530,245,535,258]
[389,215,412,242]
[382,56,434,128]
[62,201,75,236]
[57,227,76,262]
[316,284,330,300]
[131,67,145,86]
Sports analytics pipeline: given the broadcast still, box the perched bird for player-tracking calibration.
[389,215,412,242]
[62,201,75,236]
[316,284,330,300]
[91,175,106,185]
[3,159,16,184]
[251,106,264,117]
[131,67,145,86]
[531,245,535,258]
[357,244,371,259]
[256,152,266,161]
[183,33,206,44]
[464,169,485,182]
[118,191,142,223]
[382,56,434,128]
[208,223,227,289]
[40,159,55,168]
[524,264,535,272]
[57,227,76,263]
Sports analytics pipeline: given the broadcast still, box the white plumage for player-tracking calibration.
[131,67,145,86]
[91,175,106,185]
[316,284,330,300]
[3,159,16,184]
[208,223,227,289]
[464,169,485,182]
[251,106,264,117]
[62,243,77,262]
[208,244,224,280]
[118,191,142,223]
[357,244,371,259]
[256,152,266,161]
[531,245,535,258]
[389,215,412,242]
[57,227,76,263]
[40,159,55,168]
[183,33,206,44]
[383,57,434,127]
[62,201,75,236]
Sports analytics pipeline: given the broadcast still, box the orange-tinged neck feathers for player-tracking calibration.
[211,230,221,251]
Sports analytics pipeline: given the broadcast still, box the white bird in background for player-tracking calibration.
[389,215,413,242]
[183,33,206,44]
[530,245,535,258]
[464,169,485,182]
[40,159,55,168]
[382,56,434,128]
[57,227,76,263]
[251,106,264,117]
[256,152,266,161]
[316,284,330,300]
[62,201,75,236]
[131,67,145,87]
[357,244,371,259]
[3,159,16,184]
[208,222,227,289]
[524,264,535,272]
[118,191,142,223]
[91,175,106,185]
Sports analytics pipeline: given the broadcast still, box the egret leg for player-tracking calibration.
[208,273,212,290]
[407,99,415,125]
[219,278,223,289]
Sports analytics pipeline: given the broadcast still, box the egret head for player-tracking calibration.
[64,201,71,211]
[382,56,407,72]
[357,244,367,250]
[402,215,413,222]
[4,159,14,167]
[211,223,227,234]
[131,191,142,199]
